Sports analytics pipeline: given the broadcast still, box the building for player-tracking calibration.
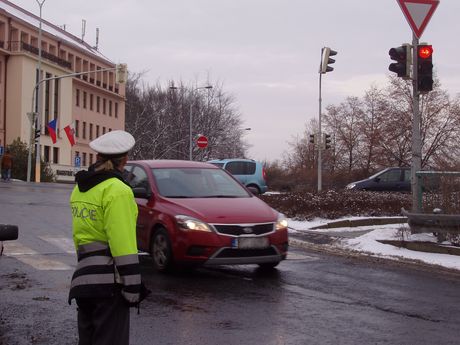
[0,0,126,181]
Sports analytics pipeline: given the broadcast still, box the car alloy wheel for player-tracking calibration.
[151,228,173,272]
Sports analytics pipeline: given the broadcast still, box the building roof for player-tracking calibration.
[0,0,113,64]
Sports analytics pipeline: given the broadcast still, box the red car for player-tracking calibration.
[124,160,288,272]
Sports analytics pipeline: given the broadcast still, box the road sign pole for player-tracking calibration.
[411,33,422,212]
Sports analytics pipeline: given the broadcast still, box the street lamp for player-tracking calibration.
[169,85,212,160]
[27,0,45,182]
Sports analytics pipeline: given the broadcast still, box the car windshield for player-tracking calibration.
[151,167,251,198]
[368,169,390,180]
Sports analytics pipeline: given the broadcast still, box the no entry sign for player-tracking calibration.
[197,135,208,148]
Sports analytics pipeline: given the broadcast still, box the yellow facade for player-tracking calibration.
[0,0,125,182]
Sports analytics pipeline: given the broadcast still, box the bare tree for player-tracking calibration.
[125,75,247,161]
[284,74,460,190]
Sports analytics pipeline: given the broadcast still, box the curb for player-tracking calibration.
[309,217,407,229]
[288,237,460,276]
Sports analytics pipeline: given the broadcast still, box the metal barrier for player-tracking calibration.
[403,171,460,243]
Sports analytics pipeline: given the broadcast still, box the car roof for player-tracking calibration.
[127,159,220,169]
[208,158,257,163]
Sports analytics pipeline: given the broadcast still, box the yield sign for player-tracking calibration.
[397,0,439,38]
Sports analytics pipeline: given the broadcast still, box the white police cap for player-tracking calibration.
[89,130,135,156]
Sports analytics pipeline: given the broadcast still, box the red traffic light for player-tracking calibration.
[418,45,433,59]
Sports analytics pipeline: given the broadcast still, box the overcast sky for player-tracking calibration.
[9,0,460,162]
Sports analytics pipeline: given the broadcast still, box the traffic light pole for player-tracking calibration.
[411,34,422,212]
[318,53,323,192]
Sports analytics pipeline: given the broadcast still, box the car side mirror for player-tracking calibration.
[373,177,381,183]
[0,224,18,241]
[132,187,152,199]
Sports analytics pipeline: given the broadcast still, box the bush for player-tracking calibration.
[7,138,54,182]
[260,190,412,220]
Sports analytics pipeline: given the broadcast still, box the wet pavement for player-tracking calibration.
[2,182,460,344]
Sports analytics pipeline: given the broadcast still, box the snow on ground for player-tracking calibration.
[288,217,460,271]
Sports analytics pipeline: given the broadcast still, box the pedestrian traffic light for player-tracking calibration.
[320,47,337,74]
[309,134,315,144]
[417,44,433,93]
[324,133,332,149]
[34,127,41,142]
[388,44,411,78]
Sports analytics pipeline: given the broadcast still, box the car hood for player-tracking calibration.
[161,197,279,223]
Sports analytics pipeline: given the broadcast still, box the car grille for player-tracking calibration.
[212,223,274,236]
[214,247,278,258]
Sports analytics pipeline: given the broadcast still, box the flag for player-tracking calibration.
[64,122,76,146]
[47,119,57,144]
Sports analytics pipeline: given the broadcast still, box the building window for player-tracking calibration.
[53,147,59,164]
[83,91,87,109]
[103,98,106,114]
[44,145,50,163]
[102,127,106,135]
[109,100,112,117]
[109,128,112,132]
[75,120,80,138]
[89,153,93,165]
[89,123,93,140]
[82,121,86,139]
[96,125,100,138]
[90,94,93,111]
[115,102,118,118]
[83,152,87,167]
[76,89,80,107]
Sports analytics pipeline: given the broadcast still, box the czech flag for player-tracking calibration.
[64,122,76,146]
[47,119,57,144]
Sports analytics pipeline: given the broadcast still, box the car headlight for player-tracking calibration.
[346,183,356,190]
[175,215,212,232]
[276,214,288,231]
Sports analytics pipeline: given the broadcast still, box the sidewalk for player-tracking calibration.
[287,216,460,273]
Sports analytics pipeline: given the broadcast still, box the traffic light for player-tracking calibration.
[115,63,128,84]
[320,47,337,74]
[34,127,41,143]
[388,44,411,78]
[309,134,315,144]
[324,134,332,149]
[417,44,433,93]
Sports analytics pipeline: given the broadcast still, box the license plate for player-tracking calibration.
[232,237,269,249]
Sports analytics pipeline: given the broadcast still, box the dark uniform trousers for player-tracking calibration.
[76,292,130,345]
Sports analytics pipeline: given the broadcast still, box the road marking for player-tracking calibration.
[39,236,75,254]
[2,241,73,271]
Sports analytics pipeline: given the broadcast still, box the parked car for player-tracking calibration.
[346,167,411,192]
[207,158,268,194]
[124,160,288,272]
[0,224,18,256]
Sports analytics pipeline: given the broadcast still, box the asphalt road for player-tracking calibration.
[1,181,460,345]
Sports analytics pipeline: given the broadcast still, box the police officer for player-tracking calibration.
[69,130,145,345]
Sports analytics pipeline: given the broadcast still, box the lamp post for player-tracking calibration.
[169,85,212,160]
[29,0,46,183]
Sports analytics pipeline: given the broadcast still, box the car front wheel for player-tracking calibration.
[150,228,174,273]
